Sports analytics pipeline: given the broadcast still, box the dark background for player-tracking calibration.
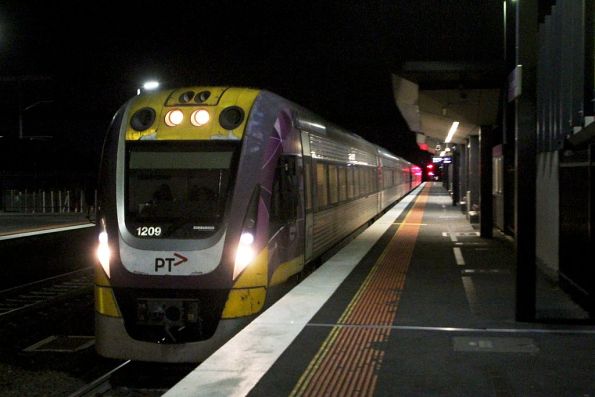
[0,1,503,184]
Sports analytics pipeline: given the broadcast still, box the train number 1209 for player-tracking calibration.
[137,226,162,237]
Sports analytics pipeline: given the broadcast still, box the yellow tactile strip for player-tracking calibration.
[290,184,430,396]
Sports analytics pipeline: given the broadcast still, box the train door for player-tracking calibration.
[269,155,303,273]
[300,131,314,262]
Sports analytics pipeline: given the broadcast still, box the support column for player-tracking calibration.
[458,143,468,212]
[452,149,460,206]
[513,0,538,322]
[468,135,480,221]
[480,126,493,238]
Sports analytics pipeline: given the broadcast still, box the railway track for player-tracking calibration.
[68,360,196,397]
[0,267,94,319]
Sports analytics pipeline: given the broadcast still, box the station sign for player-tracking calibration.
[432,156,452,164]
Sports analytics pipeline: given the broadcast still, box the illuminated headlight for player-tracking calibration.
[233,232,255,279]
[191,109,210,126]
[97,231,111,278]
[165,109,184,126]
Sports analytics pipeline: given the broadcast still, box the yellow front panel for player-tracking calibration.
[233,248,269,288]
[221,287,267,318]
[124,87,260,141]
[95,286,121,318]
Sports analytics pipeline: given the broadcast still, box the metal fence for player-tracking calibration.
[1,188,96,214]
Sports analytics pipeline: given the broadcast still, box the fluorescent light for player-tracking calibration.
[143,81,160,90]
[445,121,459,143]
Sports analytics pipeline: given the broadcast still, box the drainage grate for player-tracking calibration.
[452,337,539,353]
[24,335,95,352]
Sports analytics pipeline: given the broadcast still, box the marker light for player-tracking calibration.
[234,232,256,279]
[165,109,184,126]
[97,231,111,278]
[191,109,210,126]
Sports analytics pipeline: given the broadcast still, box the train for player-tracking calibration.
[94,86,422,362]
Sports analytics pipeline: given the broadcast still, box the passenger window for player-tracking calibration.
[360,168,367,195]
[304,160,312,211]
[353,167,361,197]
[338,167,347,202]
[328,165,338,204]
[316,163,328,208]
[347,167,354,199]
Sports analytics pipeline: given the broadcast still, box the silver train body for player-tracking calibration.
[94,87,422,362]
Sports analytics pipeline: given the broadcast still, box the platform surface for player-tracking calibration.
[166,182,594,396]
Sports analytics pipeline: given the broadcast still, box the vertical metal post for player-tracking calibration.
[480,126,493,238]
[514,0,538,322]
[459,142,468,211]
[468,135,481,213]
[452,149,460,206]
[585,0,594,117]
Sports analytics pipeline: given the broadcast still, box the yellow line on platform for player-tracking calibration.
[290,184,431,397]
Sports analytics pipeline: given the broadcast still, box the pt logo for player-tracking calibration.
[154,253,188,272]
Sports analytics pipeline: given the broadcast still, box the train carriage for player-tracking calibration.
[95,86,421,362]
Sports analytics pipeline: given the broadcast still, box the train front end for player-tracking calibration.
[94,87,267,362]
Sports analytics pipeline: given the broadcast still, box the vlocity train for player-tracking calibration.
[95,86,422,362]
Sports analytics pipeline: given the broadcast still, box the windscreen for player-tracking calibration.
[125,140,239,239]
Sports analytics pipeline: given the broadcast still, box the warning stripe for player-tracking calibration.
[290,184,430,397]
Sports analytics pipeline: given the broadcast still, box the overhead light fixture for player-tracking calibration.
[445,121,459,143]
[143,81,160,90]
[137,80,160,95]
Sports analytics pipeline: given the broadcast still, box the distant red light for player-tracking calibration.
[418,143,429,151]
[426,164,434,170]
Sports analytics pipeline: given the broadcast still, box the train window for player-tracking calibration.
[338,167,347,202]
[316,163,328,208]
[328,165,338,204]
[125,140,239,239]
[353,167,360,197]
[270,156,299,231]
[359,168,367,195]
[385,168,393,188]
[304,160,312,211]
[347,167,355,199]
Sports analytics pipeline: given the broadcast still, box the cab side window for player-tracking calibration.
[270,156,299,232]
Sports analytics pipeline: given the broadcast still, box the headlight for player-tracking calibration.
[233,232,255,279]
[165,109,184,126]
[191,109,210,126]
[232,186,261,280]
[97,230,111,278]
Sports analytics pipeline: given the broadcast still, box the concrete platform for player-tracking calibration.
[0,212,93,240]
[166,182,595,397]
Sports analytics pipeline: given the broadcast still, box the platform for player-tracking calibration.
[0,212,93,240]
[165,182,595,397]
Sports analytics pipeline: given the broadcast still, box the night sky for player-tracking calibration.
[0,1,503,179]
